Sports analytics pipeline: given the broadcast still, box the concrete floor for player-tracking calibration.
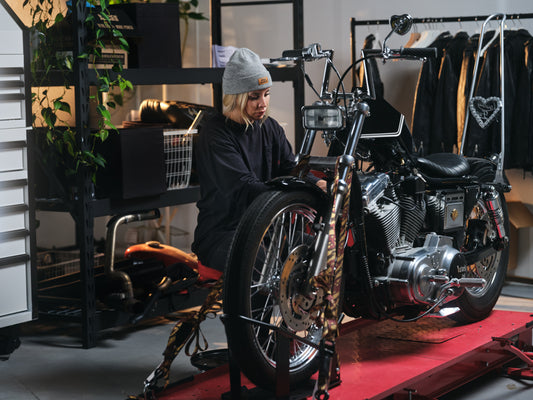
[0,282,532,400]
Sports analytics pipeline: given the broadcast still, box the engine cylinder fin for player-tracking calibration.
[365,201,401,253]
[399,195,426,244]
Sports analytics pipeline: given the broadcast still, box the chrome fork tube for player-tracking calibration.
[309,157,354,279]
[296,129,317,163]
[307,103,368,280]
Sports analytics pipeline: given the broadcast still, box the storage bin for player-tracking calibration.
[164,129,197,190]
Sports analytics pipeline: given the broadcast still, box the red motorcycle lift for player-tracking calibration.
[147,310,533,400]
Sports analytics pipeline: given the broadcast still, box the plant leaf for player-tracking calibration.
[188,12,208,20]
[94,154,106,168]
[54,13,64,24]
[54,100,71,114]
[97,105,112,122]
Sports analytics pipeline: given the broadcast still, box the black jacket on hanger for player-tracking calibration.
[462,30,532,168]
[431,31,470,154]
[507,30,532,168]
[411,31,452,155]
[358,34,384,98]
[526,39,533,168]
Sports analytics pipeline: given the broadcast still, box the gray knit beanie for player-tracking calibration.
[222,48,272,95]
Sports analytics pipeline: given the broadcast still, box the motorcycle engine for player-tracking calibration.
[382,233,466,305]
[360,173,467,306]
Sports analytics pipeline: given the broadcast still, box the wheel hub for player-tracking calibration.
[279,245,322,331]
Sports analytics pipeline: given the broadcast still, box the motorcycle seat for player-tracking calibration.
[416,153,470,178]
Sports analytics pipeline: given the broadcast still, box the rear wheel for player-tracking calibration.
[453,190,509,323]
[223,190,327,389]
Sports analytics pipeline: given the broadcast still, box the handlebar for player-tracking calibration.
[363,47,437,60]
[274,44,436,64]
[399,47,438,58]
[272,43,333,62]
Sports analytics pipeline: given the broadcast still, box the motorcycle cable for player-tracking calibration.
[378,290,450,323]
[302,57,346,107]
[335,56,379,100]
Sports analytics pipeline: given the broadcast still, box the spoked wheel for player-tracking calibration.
[452,191,509,323]
[223,190,327,389]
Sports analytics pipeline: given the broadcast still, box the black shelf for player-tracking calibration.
[39,66,298,86]
[33,0,304,348]
[36,186,200,217]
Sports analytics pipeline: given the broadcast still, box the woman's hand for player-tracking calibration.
[316,179,328,192]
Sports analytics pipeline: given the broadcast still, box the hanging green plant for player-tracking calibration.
[25,0,133,188]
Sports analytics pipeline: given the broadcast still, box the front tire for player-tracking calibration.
[223,190,327,389]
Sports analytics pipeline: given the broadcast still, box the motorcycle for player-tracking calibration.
[222,14,510,398]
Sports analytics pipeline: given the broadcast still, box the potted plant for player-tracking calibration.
[25,0,133,197]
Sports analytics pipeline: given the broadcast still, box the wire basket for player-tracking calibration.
[37,250,105,281]
[164,129,197,190]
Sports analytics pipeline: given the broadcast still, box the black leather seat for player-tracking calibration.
[416,153,470,178]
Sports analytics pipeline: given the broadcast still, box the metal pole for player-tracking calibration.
[495,16,506,183]
[459,14,504,156]
[72,1,97,348]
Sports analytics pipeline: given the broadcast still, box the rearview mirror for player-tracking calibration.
[390,14,413,35]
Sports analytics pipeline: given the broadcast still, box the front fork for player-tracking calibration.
[307,101,369,283]
[309,155,355,280]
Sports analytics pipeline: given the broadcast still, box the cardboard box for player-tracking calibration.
[506,201,533,278]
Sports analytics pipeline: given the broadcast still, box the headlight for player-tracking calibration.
[302,105,344,130]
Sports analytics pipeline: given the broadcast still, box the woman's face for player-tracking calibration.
[245,88,270,121]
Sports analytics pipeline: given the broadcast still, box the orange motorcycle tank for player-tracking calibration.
[125,241,198,269]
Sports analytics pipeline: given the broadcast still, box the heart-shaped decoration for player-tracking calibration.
[469,96,502,129]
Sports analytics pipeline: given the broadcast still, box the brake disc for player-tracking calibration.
[279,245,323,331]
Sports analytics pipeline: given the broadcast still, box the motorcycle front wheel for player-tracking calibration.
[223,189,327,389]
[453,190,510,323]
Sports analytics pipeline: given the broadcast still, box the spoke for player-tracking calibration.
[287,212,297,249]
[252,292,273,320]
[245,202,322,371]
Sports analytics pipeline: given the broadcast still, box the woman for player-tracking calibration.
[192,48,326,272]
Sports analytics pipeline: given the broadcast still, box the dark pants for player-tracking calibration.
[198,232,235,273]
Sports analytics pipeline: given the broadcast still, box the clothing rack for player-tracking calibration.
[350,12,533,184]
[350,12,533,83]
[351,12,533,28]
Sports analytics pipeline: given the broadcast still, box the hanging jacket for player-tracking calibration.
[526,39,533,169]
[462,30,531,168]
[457,32,496,157]
[411,32,452,155]
[457,34,481,150]
[431,31,470,153]
[507,30,532,168]
[358,34,384,98]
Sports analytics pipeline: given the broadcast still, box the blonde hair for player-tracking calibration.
[223,92,269,129]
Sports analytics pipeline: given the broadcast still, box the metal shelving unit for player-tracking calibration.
[34,0,304,348]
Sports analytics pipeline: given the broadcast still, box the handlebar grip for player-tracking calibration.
[282,49,306,58]
[400,47,437,59]
[362,49,383,56]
